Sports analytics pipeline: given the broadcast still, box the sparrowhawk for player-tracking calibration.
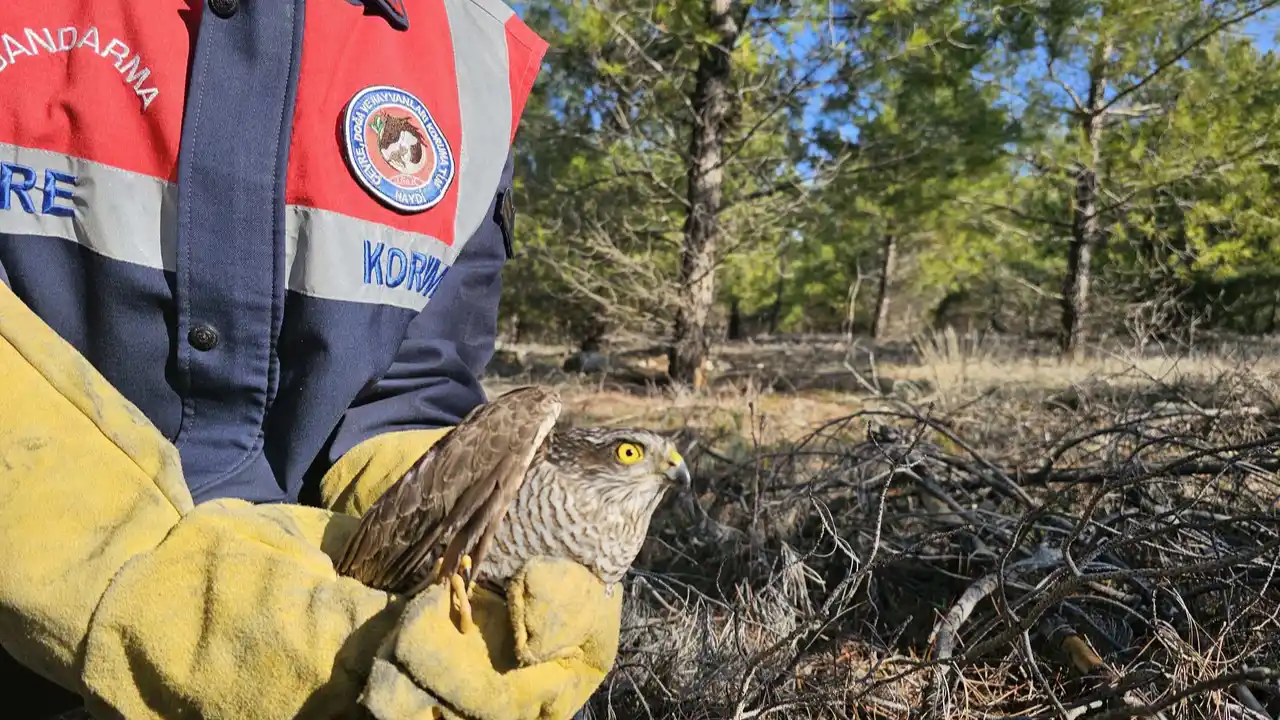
[333,385,691,632]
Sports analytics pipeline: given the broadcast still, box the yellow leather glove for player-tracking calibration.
[81,508,621,720]
[360,558,622,720]
[0,281,622,720]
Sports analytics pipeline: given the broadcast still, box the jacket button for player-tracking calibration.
[188,325,220,352]
[209,0,239,19]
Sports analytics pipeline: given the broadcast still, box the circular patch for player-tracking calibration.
[341,85,455,213]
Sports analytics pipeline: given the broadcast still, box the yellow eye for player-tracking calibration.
[615,442,645,465]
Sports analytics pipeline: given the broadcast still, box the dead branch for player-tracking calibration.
[924,544,1064,718]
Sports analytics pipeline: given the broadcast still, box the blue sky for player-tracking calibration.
[798,8,1280,145]
[1246,11,1279,50]
[509,2,1278,154]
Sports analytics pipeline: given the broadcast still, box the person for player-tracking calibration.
[0,1,620,718]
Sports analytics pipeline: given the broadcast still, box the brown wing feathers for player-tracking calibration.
[333,386,562,595]
[331,450,442,590]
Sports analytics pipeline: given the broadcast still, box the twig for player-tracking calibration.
[923,545,1064,718]
[1088,668,1278,720]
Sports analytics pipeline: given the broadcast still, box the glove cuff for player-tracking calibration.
[78,500,400,719]
[0,282,191,692]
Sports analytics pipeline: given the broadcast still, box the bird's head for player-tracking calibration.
[545,427,692,506]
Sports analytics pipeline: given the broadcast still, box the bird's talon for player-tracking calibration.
[449,573,477,634]
[460,554,474,594]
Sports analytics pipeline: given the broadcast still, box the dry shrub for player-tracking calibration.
[576,362,1280,720]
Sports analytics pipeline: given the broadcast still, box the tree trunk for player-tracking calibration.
[1060,40,1111,358]
[511,314,524,344]
[580,317,607,353]
[767,255,786,334]
[727,297,743,340]
[871,231,897,339]
[668,0,747,388]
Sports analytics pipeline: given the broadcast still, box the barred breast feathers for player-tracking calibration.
[486,461,665,586]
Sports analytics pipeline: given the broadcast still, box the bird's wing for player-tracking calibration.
[333,386,562,594]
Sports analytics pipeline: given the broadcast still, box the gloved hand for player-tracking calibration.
[360,557,621,720]
[81,506,621,720]
[0,281,622,720]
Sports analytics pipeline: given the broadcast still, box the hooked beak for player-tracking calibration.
[663,447,692,489]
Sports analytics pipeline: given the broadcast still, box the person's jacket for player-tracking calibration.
[0,0,546,505]
[0,2,547,714]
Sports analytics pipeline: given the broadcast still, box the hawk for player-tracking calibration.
[373,111,428,174]
[334,386,690,632]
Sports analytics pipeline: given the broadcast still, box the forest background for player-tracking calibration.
[487,3,1280,717]
[500,0,1280,379]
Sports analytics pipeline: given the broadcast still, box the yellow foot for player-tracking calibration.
[431,557,445,583]
[449,573,477,634]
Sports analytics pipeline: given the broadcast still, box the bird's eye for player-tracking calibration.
[615,442,645,465]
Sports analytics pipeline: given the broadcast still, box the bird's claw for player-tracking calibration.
[461,554,476,594]
[434,554,476,593]
[449,571,476,634]
[432,555,477,633]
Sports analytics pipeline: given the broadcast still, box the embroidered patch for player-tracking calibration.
[342,85,454,214]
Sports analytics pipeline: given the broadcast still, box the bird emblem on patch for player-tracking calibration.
[342,85,455,213]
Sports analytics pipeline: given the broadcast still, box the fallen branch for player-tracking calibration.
[923,545,1064,718]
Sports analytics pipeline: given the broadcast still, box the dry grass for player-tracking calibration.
[483,379,864,448]
[488,329,1280,447]
[899,327,1280,409]
[488,336,1280,720]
